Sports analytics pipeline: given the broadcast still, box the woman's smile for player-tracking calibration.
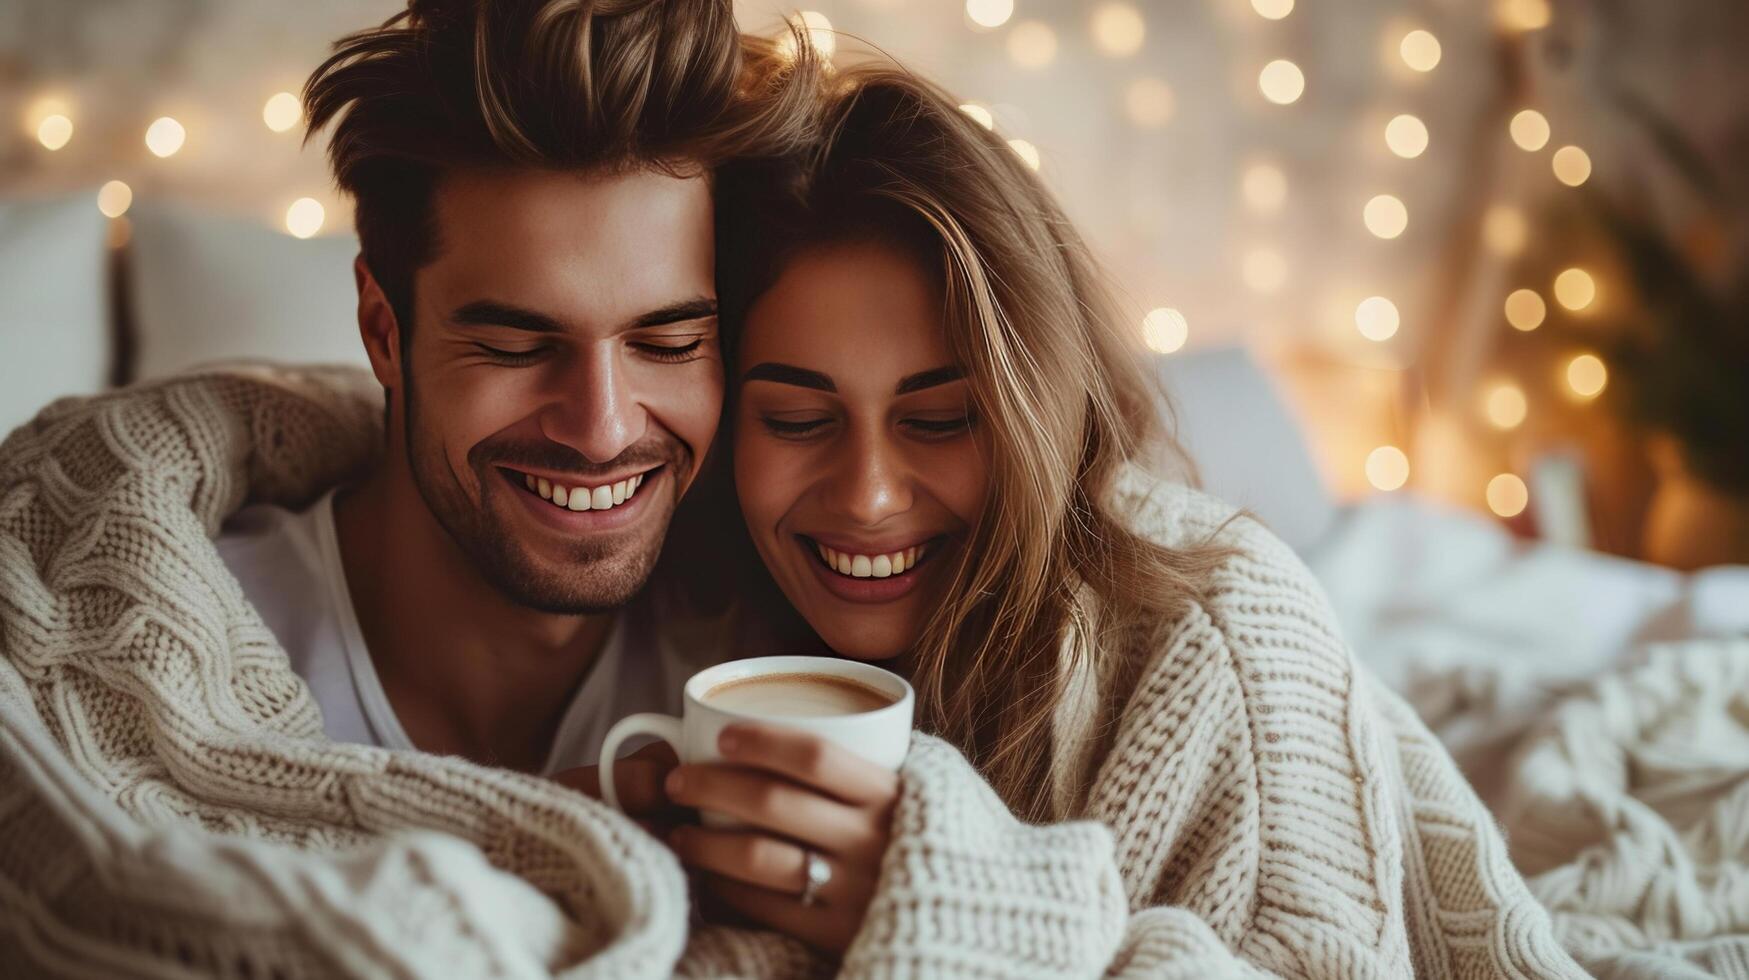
[792,532,951,604]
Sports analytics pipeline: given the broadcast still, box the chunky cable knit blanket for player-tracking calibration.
[0,366,1588,978]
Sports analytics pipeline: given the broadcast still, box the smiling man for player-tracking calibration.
[214,0,801,779]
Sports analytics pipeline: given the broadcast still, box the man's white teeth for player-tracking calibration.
[522,472,645,512]
[815,543,925,579]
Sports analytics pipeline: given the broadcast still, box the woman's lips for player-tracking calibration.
[795,534,941,604]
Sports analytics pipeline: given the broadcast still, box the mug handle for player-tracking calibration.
[597,712,685,812]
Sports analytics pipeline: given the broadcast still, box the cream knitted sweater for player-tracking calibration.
[0,367,1587,978]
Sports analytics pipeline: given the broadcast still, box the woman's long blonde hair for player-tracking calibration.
[715,47,1233,821]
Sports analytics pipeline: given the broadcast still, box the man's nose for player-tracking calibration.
[539,346,647,463]
[821,428,914,527]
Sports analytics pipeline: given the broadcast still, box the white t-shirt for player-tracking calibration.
[215,490,718,774]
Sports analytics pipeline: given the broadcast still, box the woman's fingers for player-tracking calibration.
[665,764,881,855]
[715,723,899,807]
[668,825,851,902]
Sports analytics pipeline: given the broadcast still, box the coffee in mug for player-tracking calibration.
[700,672,898,717]
[597,655,914,819]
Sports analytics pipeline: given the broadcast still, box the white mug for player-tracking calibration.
[597,655,914,817]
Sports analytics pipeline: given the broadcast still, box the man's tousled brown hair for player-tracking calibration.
[303,0,814,326]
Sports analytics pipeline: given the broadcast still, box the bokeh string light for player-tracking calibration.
[1509,109,1550,151]
[263,92,302,133]
[1241,162,1288,213]
[1504,288,1547,331]
[145,116,186,157]
[1251,0,1294,21]
[1564,353,1608,400]
[959,103,996,130]
[1399,30,1441,72]
[1355,296,1401,341]
[36,114,73,150]
[96,180,132,218]
[1363,194,1409,239]
[1366,446,1411,492]
[964,0,1013,30]
[1142,307,1189,354]
[1385,114,1429,158]
[1258,60,1305,105]
[1486,473,1530,517]
[285,198,325,239]
[1551,145,1592,186]
[1484,382,1528,429]
[1553,267,1597,311]
[1090,3,1146,58]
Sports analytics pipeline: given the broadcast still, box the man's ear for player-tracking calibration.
[354,254,403,392]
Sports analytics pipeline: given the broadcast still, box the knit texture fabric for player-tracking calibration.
[0,366,1587,978]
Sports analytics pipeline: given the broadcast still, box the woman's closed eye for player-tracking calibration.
[760,414,834,439]
[900,414,974,439]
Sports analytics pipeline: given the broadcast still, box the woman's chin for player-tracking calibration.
[811,624,912,664]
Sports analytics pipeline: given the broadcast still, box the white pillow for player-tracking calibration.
[0,194,111,438]
[129,203,370,380]
[1156,346,1337,553]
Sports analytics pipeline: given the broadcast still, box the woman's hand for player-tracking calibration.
[663,722,900,955]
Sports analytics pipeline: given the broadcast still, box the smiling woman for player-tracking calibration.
[678,49,1588,976]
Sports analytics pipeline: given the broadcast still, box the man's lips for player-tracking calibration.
[496,464,663,531]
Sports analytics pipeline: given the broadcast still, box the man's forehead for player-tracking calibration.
[423,166,715,330]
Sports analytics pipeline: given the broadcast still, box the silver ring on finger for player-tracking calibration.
[799,848,832,907]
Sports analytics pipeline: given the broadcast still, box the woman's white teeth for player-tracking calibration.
[816,543,925,579]
[524,472,644,512]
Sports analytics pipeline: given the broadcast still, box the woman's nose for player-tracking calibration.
[821,429,914,527]
[539,346,648,464]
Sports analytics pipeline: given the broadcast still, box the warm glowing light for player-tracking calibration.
[1510,109,1550,151]
[263,92,302,133]
[1504,288,1547,331]
[145,116,186,157]
[1366,446,1410,492]
[1554,268,1597,311]
[965,0,1013,29]
[1484,205,1529,256]
[1484,383,1528,430]
[1565,353,1608,399]
[1251,0,1294,20]
[1259,60,1305,105]
[777,10,835,59]
[36,114,73,150]
[1385,114,1428,158]
[1364,194,1408,239]
[1125,78,1175,128]
[1355,297,1401,341]
[1400,30,1442,72]
[96,180,132,218]
[959,103,995,129]
[1091,3,1146,57]
[1242,247,1288,294]
[1486,474,1530,517]
[1008,138,1041,170]
[285,198,325,239]
[1552,145,1592,186]
[1241,163,1288,213]
[1142,307,1189,354]
[1496,0,1552,33]
[1008,21,1059,69]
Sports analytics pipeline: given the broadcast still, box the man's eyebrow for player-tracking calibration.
[895,366,964,394]
[449,301,565,334]
[631,296,718,329]
[741,362,836,392]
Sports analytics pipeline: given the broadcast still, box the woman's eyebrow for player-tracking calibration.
[741,362,836,392]
[894,366,963,394]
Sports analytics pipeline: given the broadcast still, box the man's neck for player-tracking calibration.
[331,461,614,773]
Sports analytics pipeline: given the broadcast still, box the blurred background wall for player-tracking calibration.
[2,0,1745,565]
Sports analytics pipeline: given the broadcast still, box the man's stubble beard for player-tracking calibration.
[399,371,687,615]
